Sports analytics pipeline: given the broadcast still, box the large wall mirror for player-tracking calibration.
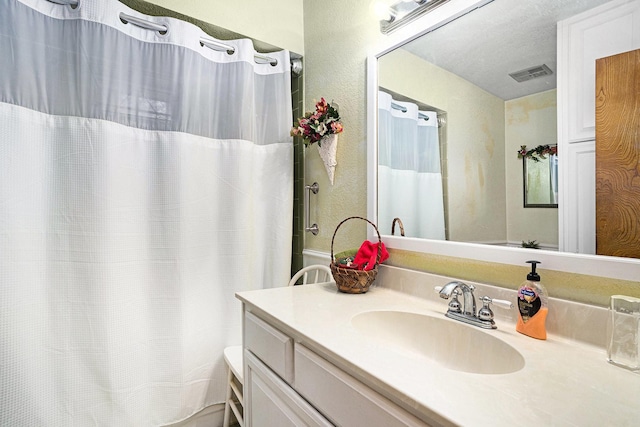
[366,0,640,280]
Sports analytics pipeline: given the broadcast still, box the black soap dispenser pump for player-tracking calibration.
[516,260,548,340]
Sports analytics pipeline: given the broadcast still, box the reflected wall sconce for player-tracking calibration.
[375,0,450,34]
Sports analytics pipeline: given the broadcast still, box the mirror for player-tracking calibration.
[366,0,640,280]
[375,0,585,246]
[522,145,558,208]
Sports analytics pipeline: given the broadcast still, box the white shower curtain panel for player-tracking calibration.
[0,0,293,425]
[378,91,446,240]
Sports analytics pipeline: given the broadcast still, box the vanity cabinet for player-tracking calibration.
[242,307,430,427]
[294,344,427,427]
[244,310,328,426]
[244,351,331,427]
[558,0,640,253]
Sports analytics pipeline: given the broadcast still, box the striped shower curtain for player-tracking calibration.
[0,0,293,424]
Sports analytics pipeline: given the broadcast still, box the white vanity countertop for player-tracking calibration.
[236,280,640,427]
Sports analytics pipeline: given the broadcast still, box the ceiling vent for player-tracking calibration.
[509,64,553,82]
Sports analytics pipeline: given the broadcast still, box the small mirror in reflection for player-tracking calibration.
[520,144,558,208]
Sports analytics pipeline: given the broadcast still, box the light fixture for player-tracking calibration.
[379,0,450,34]
[373,2,397,23]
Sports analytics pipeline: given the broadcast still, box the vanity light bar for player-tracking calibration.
[380,0,451,34]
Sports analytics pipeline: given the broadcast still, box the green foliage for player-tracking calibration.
[521,240,540,249]
[517,145,557,162]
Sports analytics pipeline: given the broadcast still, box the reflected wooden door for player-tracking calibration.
[595,48,640,258]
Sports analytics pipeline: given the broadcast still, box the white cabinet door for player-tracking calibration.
[244,310,294,384]
[244,350,333,427]
[560,141,595,254]
[559,0,640,142]
[294,344,431,427]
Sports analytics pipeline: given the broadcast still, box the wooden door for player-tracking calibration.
[595,49,640,258]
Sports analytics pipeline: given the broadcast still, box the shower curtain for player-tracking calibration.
[0,0,292,425]
[378,91,446,239]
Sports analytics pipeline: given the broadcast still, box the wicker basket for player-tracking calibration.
[330,216,382,294]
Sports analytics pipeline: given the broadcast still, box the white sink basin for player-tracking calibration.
[351,310,525,375]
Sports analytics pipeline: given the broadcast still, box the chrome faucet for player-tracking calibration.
[439,281,476,317]
[437,281,513,329]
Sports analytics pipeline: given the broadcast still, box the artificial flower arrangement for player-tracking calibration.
[517,144,557,162]
[290,98,344,147]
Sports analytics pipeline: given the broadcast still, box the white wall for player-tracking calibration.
[378,51,559,247]
[505,90,559,248]
[145,0,304,54]
[302,0,385,252]
[379,49,506,244]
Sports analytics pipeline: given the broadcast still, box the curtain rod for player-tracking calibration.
[390,101,431,121]
[46,1,289,69]
[119,13,280,66]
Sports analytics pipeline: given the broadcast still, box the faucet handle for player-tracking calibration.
[482,296,513,310]
[477,296,513,323]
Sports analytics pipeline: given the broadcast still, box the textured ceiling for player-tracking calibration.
[401,0,608,100]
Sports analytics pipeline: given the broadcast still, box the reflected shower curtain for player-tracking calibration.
[0,0,292,425]
[378,91,445,239]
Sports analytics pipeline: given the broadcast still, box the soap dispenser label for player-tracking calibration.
[518,286,541,322]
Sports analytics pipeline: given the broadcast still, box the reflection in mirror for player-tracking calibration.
[377,91,446,239]
[522,145,558,208]
[374,0,609,250]
[367,0,640,282]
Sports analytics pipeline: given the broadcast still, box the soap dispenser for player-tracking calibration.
[516,260,548,340]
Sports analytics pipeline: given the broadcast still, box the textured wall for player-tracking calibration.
[302,0,385,254]
[378,53,558,248]
[143,0,304,54]
[379,49,506,243]
[301,0,639,306]
[505,90,559,247]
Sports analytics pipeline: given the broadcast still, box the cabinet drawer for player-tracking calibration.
[245,350,333,427]
[294,344,429,427]
[244,311,294,384]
